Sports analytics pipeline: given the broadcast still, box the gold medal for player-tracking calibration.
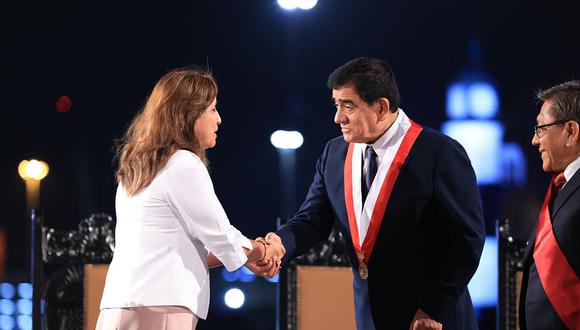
[358,252,368,280]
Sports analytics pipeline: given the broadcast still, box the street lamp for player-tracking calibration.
[18,159,49,218]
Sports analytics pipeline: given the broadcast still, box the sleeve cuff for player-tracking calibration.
[220,234,252,272]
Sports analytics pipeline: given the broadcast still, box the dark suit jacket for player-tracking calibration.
[277,127,486,330]
[520,169,580,330]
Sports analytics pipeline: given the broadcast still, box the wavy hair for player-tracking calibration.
[116,67,217,196]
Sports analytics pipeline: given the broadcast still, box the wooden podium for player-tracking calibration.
[84,264,109,330]
[294,265,355,330]
[278,223,356,330]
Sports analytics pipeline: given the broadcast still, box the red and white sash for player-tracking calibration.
[533,176,580,328]
[344,119,422,279]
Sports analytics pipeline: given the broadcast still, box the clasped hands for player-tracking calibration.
[246,232,285,278]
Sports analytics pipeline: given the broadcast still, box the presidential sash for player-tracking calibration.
[344,120,422,280]
[533,175,580,328]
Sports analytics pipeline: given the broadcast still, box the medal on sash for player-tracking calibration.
[344,120,422,280]
[358,252,368,280]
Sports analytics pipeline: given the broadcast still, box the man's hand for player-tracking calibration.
[263,238,285,261]
[265,232,282,245]
[245,233,286,278]
[245,258,275,276]
[409,309,442,330]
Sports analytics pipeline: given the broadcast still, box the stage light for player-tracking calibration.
[298,0,317,10]
[16,284,32,300]
[468,83,498,119]
[224,288,245,309]
[442,120,504,185]
[277,0,298,10]
[18,160,49,181]
[0,284,15,299]
[56,96,72,113]
[0,315,15,330]
[0,299,15,315]
[16,300,32,316]
[270,130,303,149]
[446,84,468,119]
[16,315,32,330]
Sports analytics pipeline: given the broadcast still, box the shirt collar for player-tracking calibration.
[563,154,580,182]
[362,109,409,162]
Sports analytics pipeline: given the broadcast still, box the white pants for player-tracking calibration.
[96,306,199,330]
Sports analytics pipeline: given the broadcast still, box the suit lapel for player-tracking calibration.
[525,170,580,264]
[552,170,580,218]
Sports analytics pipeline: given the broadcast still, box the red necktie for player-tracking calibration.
[553,172,567,193]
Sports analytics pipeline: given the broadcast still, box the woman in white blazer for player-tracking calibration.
[97,67,284,329]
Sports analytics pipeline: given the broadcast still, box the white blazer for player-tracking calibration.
[99,150,252,319]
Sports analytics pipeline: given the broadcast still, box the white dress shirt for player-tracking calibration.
[350,109,411,243]
[563,155,580,187]
[100,150,252,319]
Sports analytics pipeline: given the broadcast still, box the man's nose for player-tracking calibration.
[531,133,539,146]
[334,109,344,124]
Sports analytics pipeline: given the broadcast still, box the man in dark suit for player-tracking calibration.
[520,81,580,330]
[263,57,485,330]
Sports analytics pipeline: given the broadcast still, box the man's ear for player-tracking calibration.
[566,120,579,146]
[377,98,390,120]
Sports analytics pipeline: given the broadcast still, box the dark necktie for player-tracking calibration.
[362,146,378,203]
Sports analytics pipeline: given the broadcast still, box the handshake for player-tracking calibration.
[247,233,286,278]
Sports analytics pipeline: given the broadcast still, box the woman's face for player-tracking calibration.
[194,98,221,150]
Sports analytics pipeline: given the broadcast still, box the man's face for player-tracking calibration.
[194,98,221,150]
[332,86,383,144]
[531,101,570,173]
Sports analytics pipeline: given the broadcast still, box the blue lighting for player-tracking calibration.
[16,315,32,330]
[468,83,499,119]
[447,84,468,119]
[16,300,32,316]
[0,300,15,315]
[442,120,504,185]
[446,81,499,120]
[0,284,15,300]
[468,236,498,308]
[222,267,257,283]
[224,288,245,309]
[222,268,238,282]
[265,273,279,283]
[501,143,527,186]
[17,284,32,300]
[238,267,257,283]
[0,315,15,330]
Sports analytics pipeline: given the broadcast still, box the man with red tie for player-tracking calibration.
[264,57,486,330]
[521,81,580,330]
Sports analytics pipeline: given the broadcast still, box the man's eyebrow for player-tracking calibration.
[332,98,355,104]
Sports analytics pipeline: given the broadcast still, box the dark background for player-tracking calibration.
[1,0,580,328]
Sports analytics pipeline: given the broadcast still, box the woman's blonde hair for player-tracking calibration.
[116,67,217,196]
